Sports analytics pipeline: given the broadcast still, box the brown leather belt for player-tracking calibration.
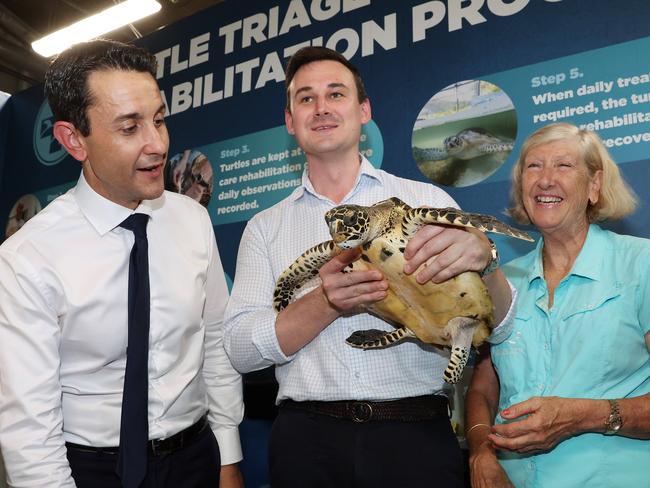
[65,414,208,456]
[281,395,448,423]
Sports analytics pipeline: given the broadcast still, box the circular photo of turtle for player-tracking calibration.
[5,194,42,239]
[412,80,517,187]
[165,149,213,207]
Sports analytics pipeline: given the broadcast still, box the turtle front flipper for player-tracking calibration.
[402,207,533,242]
[478,141,514,153]
[443,316,479,384]
[273,240,340,312]
[412,146,448,162]
[346,327,416,349]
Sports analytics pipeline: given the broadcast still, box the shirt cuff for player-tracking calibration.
[252,312,295,365]
[212,425,243,465]
[486,280,517,345]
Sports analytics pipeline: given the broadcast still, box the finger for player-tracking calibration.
[501,398,539,420]
[322,268,385,287]
[414,232,485,283]
[488,433,519,451]
[415,247,466,284]
[406,227,487,279]
[491,415,537,439]
[322,248,361,273]
[418,228,491,276]
[323,271,388,296]
[403,226,450,274]
[403,224,446,261]
[336,289,388,309]
[488,432,539,453]
[327,284,388,310]
[322,272,388,306]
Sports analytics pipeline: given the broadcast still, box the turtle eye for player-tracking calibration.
[342,211,357,226]
[446,136,460,148]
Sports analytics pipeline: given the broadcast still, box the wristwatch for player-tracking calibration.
[480,238,499,277]
[604,399,623,435]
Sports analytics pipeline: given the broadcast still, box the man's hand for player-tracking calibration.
[403,225,492,283]
[319,248,388,313]
[489,396,590,453]
[275,248,387,356]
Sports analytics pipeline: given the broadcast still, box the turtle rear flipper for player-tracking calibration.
[443,316,479,384]
[346,327,415,349]
[273,240,340,312]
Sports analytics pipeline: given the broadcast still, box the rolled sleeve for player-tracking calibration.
[486,280,517,345]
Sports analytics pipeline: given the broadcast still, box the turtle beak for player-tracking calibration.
[329,221,350,245]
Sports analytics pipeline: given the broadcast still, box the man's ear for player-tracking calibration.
[52,121,87,162]
[285,108,295,135]
[360,98,372,125]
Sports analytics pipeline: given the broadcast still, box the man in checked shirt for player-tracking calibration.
[224,46,516,488]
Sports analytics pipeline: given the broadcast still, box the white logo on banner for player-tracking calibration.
[33,100,67,166]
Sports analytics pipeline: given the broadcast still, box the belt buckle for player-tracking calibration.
[150,436,179,456]
[350,401,373,422]
[150,438,165,456]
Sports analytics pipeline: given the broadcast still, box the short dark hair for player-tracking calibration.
[44,39,158,136]
[285,46,367,111]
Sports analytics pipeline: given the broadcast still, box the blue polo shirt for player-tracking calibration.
[494,224,650,488]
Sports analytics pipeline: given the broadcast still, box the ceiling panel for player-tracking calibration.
[0,0,223,94]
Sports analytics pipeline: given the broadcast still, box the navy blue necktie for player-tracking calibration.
[117,213,150,488]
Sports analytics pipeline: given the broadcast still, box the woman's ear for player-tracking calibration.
[589,169,603,205]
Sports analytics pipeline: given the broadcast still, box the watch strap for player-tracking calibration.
[604,399,622,435]
[480,238,499,277]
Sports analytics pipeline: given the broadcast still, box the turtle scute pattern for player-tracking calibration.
[273,197,533,383]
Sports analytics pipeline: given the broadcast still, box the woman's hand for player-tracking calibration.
[489,396,591,453]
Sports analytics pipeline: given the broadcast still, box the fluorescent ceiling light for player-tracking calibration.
[32,0,162,57]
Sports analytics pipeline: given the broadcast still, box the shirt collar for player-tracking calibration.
[73,172,158,236]
[290,155,382,202]
[528,224,604,284]
[568,224,605,280]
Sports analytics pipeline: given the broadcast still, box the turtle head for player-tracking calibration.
[325,205,371,249]
[443,134,465,155]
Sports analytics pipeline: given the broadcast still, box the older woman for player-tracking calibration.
[465,123,650,488]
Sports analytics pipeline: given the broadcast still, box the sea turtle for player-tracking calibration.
[273,197,533,383]
[412,127,514,163]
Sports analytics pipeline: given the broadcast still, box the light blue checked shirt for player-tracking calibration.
[223,157,515,402]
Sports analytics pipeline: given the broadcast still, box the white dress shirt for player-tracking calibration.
[223,157,515,403]
[0,173,243,488]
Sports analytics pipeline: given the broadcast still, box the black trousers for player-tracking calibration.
[66,426,221,488]
[269,407,463,488]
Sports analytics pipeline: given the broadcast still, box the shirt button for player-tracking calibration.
[354,372,360,378]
